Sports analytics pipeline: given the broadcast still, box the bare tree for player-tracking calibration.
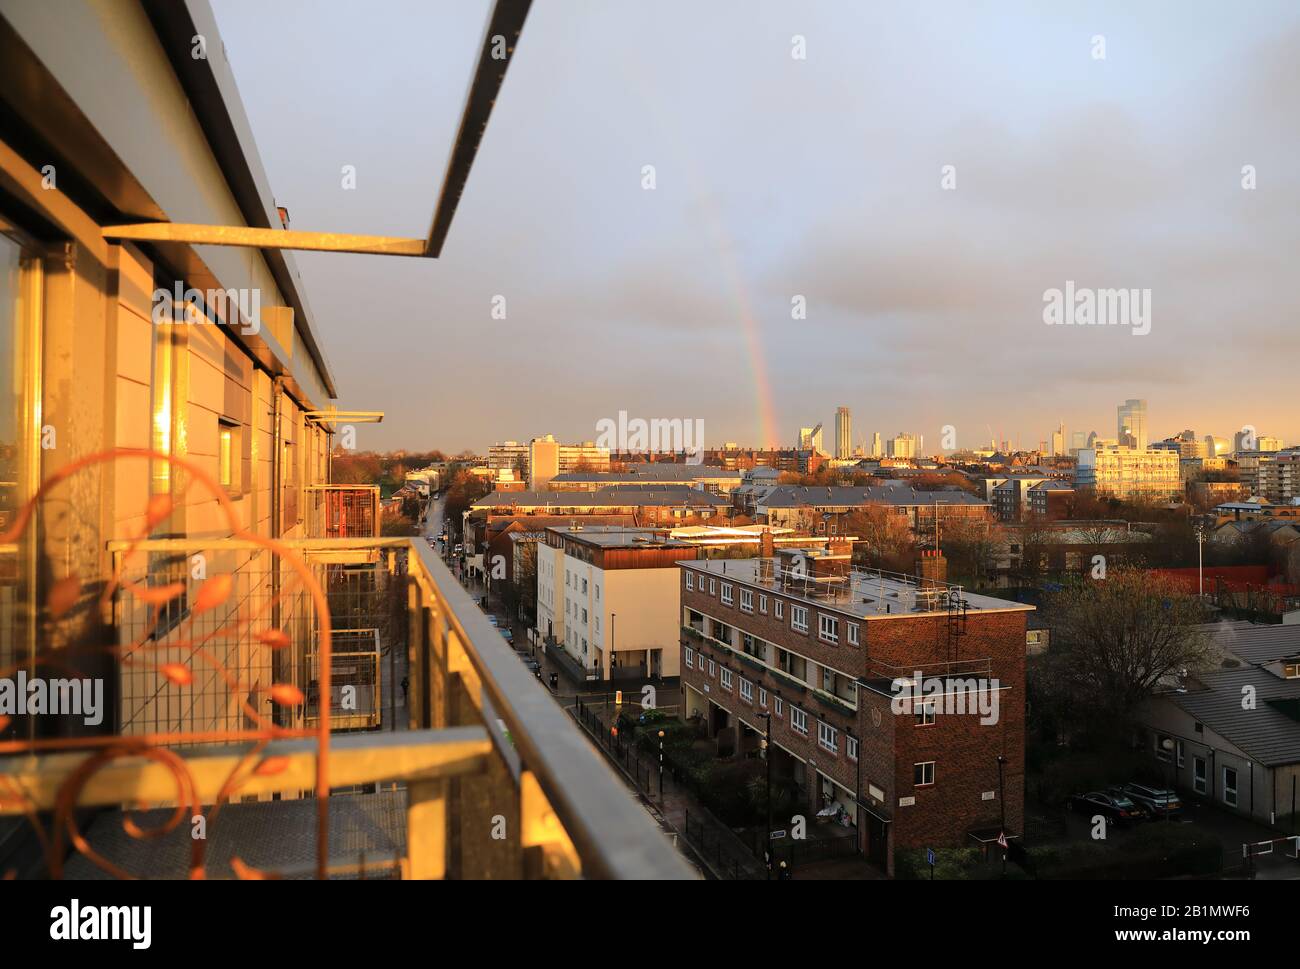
[1040,568,1214,741]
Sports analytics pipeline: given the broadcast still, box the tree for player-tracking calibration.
[1038,568,1214,744]
[843,506,916,572]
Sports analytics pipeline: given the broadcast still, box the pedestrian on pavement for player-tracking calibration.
[400,676,409,701]
[778,861,792,881]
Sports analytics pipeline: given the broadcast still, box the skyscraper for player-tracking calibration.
[835,406,852,459]
[1050,422,1066,456]
[1117,399,1148,450]
[871,432,882,458]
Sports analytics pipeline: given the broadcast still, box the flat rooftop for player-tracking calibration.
[683,557,1034,619]
[548,525,692,549]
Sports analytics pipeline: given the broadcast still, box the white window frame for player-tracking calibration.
[708,659,716,677]
[847,735,859,761]
[917,701,936,726]
[791,605,808,634]
[685,571,694,591]
[774,600,783,620]
[1222,767,1238,807]
[759,687,768,707]
[721,582,734,606]
[739,678,753,701]
[817,720,838,754]
[914,761,935,787]
[684,646,694,669]
[847,623,859,646]
[791,706,808,735]
[1193,757,1207,794]
[759,594,768,614]
[818,614,839,644]
[774,696,783,717]
[739,588,753,613]
[720,668,734,690]
[709,578,716,595]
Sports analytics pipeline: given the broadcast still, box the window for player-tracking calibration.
[739,588,753,613]
[708,659,716,677]
[916,701,936,726]
[581,578,588,593]
[684,646,694,669]
[720,668,733,690]
[791,605,808,633]
[818,614,839,643]
[1222,767,1238,807]
[759,594,768,614]
[685,571,694,591]
[774,697,783,717]
[709,578,716,595]
[218,421,237,490]
[774,600,783,620]
[721,583,734,605]
[847,735,859,761]
[740,678,753,701]
[759,687,768,707]
[790,706,808,735]
[1285,662,1300,679]
[847,623,859,646]
[1175,740,1184,768]
[914,762,935,787]
[581,608,587,624]
[817,721,838,753]
[1193,757,1207,794]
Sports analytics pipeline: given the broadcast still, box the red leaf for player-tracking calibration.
[159,663,193,686]
[268,683,304,706]
[256,629,291,650]
[131,582,185,607]
[144,494,174,529]
[253,756,289,776]
[48,575,81,619]
[193,574,232,614]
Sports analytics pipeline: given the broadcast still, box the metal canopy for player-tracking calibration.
[103,0,532,259]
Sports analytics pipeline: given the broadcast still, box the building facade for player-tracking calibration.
[678,550,1032,874]
[1076,445,1180,502]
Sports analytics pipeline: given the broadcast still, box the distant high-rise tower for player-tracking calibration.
[835,407,852,459]
[1117,399,1148,449]
[870,432,882,458]
[1051,422,1066,456]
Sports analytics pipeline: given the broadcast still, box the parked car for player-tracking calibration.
[1067,791,1144,825]
[485,615,499,627]
[1119,782,1183,818]
[521,657,541,677]
[499,627,514,644]
[1103,786,1154,820]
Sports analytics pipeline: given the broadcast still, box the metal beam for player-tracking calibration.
[101,223,427,257]
[0,727,492,814]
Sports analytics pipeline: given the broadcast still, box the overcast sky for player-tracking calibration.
[210,0,1299,454]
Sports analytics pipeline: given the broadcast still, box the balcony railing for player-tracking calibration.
[306,485,381,538]
[1,535,691,880]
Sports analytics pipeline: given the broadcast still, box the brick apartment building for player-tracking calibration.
[678,545,1032,874]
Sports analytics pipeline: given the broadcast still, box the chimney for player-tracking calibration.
[760,528,775,558]
[917,548,947,588]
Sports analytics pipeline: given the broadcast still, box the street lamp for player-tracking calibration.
[756,710,773,879]
[1161,738,1176,822]
[658,729,666,803]
[996,754,1007,877]
[1194,522,1207,598]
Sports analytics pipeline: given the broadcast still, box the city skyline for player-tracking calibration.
[209,0,1300,453]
